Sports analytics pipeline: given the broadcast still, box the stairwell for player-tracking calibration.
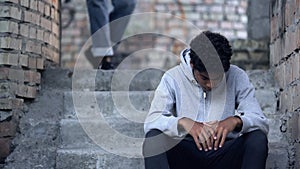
[3,68,288,169]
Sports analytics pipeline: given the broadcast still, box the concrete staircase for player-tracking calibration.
[3,68,288,169]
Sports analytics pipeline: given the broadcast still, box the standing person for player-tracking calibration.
[143,31,269,169]
[85,0,136,69]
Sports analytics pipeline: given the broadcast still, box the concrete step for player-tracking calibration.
[42,69,164,91]
[60,90,149,169]
[63,91,153,120]
[56,149,144,169]
[266,142,289,169]
[59,118,144,150]
[43,69,275,91]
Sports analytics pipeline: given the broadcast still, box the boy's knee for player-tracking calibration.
[145,129,163,138]
[244,130,268,154]
[143,129,167,157]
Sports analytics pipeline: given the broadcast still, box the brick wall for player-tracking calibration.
[0,0,60,163]
[153,0,248,40]
[62,0,269,69]
[270,0,300,167]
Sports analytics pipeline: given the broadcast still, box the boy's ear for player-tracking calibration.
[190,61,194,68]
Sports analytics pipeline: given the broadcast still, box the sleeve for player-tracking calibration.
[234,71,269,135]
[144,73,185,137]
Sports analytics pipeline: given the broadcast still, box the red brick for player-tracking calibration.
[287,86,294,112]
[54,10,59,23]
[8,68,24,83]
[42,46,52,60]
[38,1,45,13]
[0,20,18,34]
[0,98,22,110]
[285,58,293,86]
[36,58,44,70]
[297,24,300,48]
[51,7,55,20]
[292,54,299,81]
[0,53,19,66]
[44,4,50,16]
[37,29,44,41]
[0,5,21,20]
[270,16,277,43]
[279,90,287,113]
[52,22,59,36]
[0,138,11,160]
[285,1,291,28]
[26,40,41,54]
[20,0,29,7]
[24,70,41,84]
[294,84,300,110]
[19,24,29,37]
[19,54,28,67]
[0,68,9,79]
[41,17,51,31]
[43,31,51,44]
[276,63,285,89]
[288,111,299,141]
[0,37,22,50]
[0,120,17,137]
[29,27,37,39]
[292,85,299,111]
[16,84,37,98]
[52,50,59,63]
[30,0,38,11]
[52,35,60,49]
[24,11,40,26]
[28,57,37,69]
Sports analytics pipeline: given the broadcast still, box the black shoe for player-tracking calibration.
[84,47,103,69]
[99,56,115,70]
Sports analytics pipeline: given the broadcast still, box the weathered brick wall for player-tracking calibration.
[0,0,60,163]
[231,39,269,70]
[270,0,300,167]
[62,0,269,69]
[153,0,248,39]
[247,0,270,40]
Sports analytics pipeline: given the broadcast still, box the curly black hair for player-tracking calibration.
[189,31,232,72]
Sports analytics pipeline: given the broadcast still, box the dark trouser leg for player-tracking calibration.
[143,129,180,169]
[109,0,136,44]
[86,0,112,56]
[144,130,268,169]
[241,130,268,169]
[207,130,268,169]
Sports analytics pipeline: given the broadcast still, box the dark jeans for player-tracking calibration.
[86,0,136,55]
[143,129,268,169]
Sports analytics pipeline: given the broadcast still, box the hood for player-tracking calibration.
[180,49,197,83]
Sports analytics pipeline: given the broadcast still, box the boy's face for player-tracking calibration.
[191,64,223,91]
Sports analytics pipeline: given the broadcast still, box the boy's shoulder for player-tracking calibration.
[228,65,247,76]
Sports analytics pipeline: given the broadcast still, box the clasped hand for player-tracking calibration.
[178,117,240,151]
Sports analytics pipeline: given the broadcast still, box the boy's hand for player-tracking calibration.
[178,118,216,151]
[213,116,242,150]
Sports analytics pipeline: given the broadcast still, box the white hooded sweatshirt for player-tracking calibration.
[144,49,269,138]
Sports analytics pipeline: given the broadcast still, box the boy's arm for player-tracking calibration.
[144,74,185,137]
[234,71,269,135]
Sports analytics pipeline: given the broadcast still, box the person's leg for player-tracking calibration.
[109,0,136,45]
[167,130,268,169]
[241,130,268,169]
[86,0,113,57]
[143,129,182,169]
[211,130,268,169]
[166,137,210,169]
